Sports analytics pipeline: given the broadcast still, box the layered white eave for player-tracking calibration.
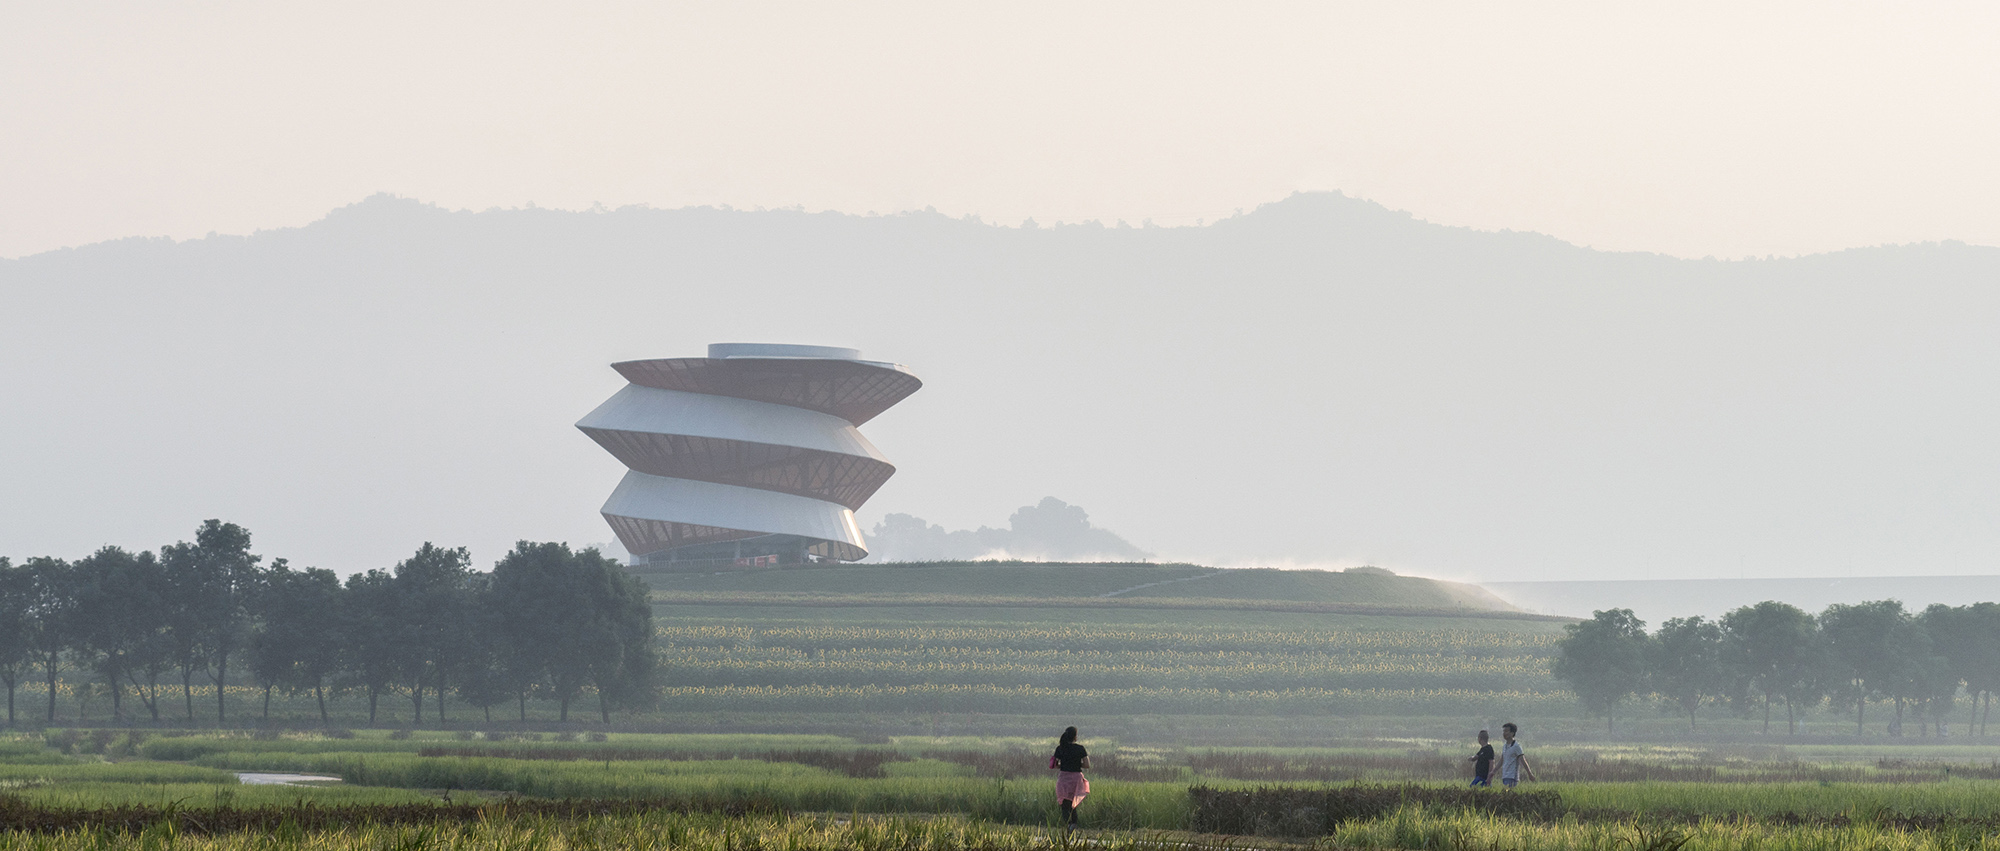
[601,472,867,559]
[577,385,888,462]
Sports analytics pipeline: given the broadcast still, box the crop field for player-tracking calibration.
[644,620,1573,719]
[8,615,1581,734]
[17,731,2000,850]
[15,731,2000,850]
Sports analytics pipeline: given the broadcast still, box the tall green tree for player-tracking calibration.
[1651,615,1727,731]
[1551,608,1650,733]
[21,557,81,722]
[487,563,551,723]
[1821,600,1929,735]
[339,569,401,726]
[0,558,30,726]
[71,546,171,722]
[248,561,345,723]
[1720,601,1820,735]
[1943,602,2000,736]
[491,542,656,723]
[448,571,520,723]
[390,543,478,726]
[453,590,516,725]
[577,548,657,722]
[492,542,589,721]
[1902,606,1957,737]
[159,520,264,723]
[159,545,209,722]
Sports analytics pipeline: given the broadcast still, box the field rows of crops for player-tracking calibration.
[659,649,1548,687]
[652,623,1567,715]
[650,591,1555,619]
[648,684,1573,715]
[659,624,1560,653]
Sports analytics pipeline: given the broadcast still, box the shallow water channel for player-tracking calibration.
[234,772,341,786]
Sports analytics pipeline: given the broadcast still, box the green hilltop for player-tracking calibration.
[635,561,1555,629]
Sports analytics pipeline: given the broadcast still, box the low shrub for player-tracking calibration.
[43,730,83,755]
[1188,784,1565,837]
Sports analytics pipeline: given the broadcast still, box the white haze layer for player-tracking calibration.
[2,2,1998,260]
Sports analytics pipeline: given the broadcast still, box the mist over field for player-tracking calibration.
[4,192,1998,581]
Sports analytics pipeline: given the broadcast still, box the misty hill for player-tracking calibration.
[638,561,1539,623]
[5,193,2000,582]
[866,496,1149,562]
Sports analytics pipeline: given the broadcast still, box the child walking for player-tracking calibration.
[1469,729,1494,787]
[1050,726,1091,829]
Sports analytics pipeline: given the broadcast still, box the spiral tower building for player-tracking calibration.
[577,343,921,567]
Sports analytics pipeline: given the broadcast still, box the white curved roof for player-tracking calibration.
[709,342,862,360]
[610,356,920,425]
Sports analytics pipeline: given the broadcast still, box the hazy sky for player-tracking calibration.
[5,2,1998,260]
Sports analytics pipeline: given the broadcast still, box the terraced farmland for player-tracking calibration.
[641,564,1573,722]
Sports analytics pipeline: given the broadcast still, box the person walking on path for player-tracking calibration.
[1498,722,1535,789]
[1050,726,1091,829]
[1468,729,1495,787]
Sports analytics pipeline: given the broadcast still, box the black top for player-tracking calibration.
[1472,744,1495,777]
[1054,742,1088,773]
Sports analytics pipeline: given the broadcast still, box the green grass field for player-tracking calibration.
[16,732,2000,851]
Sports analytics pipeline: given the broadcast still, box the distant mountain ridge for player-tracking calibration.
[4,192,1999,581]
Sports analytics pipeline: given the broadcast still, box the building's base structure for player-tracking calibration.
[639,534,832,570]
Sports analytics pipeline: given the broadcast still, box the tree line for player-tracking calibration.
[0,520,655,727]
[1552,599,2000,735]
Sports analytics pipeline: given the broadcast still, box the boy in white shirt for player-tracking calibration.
[1498,722,1535,789]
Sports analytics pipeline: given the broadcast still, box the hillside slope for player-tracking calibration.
[637,561,1547,623]
[638,561,1573,729]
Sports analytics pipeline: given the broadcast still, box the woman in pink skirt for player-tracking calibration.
[1050,726,1091,829]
